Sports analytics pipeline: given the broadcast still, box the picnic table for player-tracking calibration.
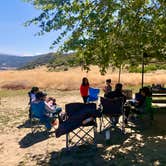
[152,89,166,109]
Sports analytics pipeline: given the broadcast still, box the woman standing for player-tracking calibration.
[80,77,90,103]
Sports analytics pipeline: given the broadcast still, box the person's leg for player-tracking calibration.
[55,107,62,114]
[82,96,88,103]
[41,117,52,130]
[124,105,131,124]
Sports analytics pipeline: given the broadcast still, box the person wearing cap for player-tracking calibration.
[28,87,39,104]
[28,86,39,119]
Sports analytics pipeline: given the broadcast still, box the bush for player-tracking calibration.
[129,64,166,73]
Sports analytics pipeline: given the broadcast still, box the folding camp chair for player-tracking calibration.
[99,97,125,133]
[30,103,58,134]
[30,115,46,134]
[129,97,154,124]
[87,87,100,103]
[64,103,98,150]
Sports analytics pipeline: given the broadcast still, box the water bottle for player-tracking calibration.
[105,130,111,145]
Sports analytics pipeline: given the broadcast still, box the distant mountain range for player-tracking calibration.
[0,53,55,70]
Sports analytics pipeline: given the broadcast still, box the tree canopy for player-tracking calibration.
[24,0,166,74]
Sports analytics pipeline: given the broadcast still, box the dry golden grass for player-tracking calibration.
[0,66,165,90]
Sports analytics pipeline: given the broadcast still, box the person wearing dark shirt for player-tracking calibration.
[103,79,112,98]
[125,86,152,124]
[106,83,126,103]
[106,83,126,126]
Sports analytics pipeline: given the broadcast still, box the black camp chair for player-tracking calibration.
[57,103,99,150]
[99,97,125,133]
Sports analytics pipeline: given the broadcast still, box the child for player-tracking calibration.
[45,97,62,116]
[45,97,57,109]
[103,79,112,98]
[80,77,90,103]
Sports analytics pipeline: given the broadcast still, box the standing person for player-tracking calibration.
[103,79,112,98]
[80,77,90,103]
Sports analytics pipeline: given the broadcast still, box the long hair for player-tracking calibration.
[82,77,89,86]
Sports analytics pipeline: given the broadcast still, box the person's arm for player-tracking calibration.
[44,102,54,116]
[103,86,107,92]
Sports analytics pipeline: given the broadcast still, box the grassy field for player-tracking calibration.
[0,66,166,91]
[0,67,166,165]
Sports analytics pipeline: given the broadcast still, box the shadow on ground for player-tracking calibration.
[19,131,50,148]
[17,119,32,129]
[18,112,166,165]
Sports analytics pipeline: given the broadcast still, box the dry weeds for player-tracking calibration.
[0,66,165,90]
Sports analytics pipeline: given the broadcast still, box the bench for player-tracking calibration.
[152,89,166,110]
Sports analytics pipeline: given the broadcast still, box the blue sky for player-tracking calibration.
[0,0,60,56]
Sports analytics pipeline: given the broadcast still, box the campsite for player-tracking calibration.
[0,0,165,165]
[0,67,165,165]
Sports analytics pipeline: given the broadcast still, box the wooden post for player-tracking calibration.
[141,55,144,88]
[118,65,121,83]
[142,53,148,88]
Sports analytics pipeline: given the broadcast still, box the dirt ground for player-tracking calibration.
[0,90,166,166]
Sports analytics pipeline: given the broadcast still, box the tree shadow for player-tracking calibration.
[19,131,50,148]
[18,120,166,165]
[18,113,166,165]
[96,127,131,146]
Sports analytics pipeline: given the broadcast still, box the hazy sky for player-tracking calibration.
[0,0,60,56]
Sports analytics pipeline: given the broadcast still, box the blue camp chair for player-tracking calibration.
[87,87,100,102]
[30,102,52,133]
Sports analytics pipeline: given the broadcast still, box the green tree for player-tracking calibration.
[24,0,166,74]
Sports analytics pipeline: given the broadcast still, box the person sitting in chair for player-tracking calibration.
[103,79,112,98]
[125,86,152,123]
[45,97,62,125]
[30,91,58,131]
[106,83,126,102]
[28,87,39,104]
[28,86,39,118]
[105,83,126,126]
[134,87,151,114]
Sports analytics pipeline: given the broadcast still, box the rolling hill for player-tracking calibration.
[0,53,55,70]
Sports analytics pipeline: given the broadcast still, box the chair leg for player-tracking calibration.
[93,126,97,145]
[99,117,103,133]
[66,133,69,150]
[121,114,125,134]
